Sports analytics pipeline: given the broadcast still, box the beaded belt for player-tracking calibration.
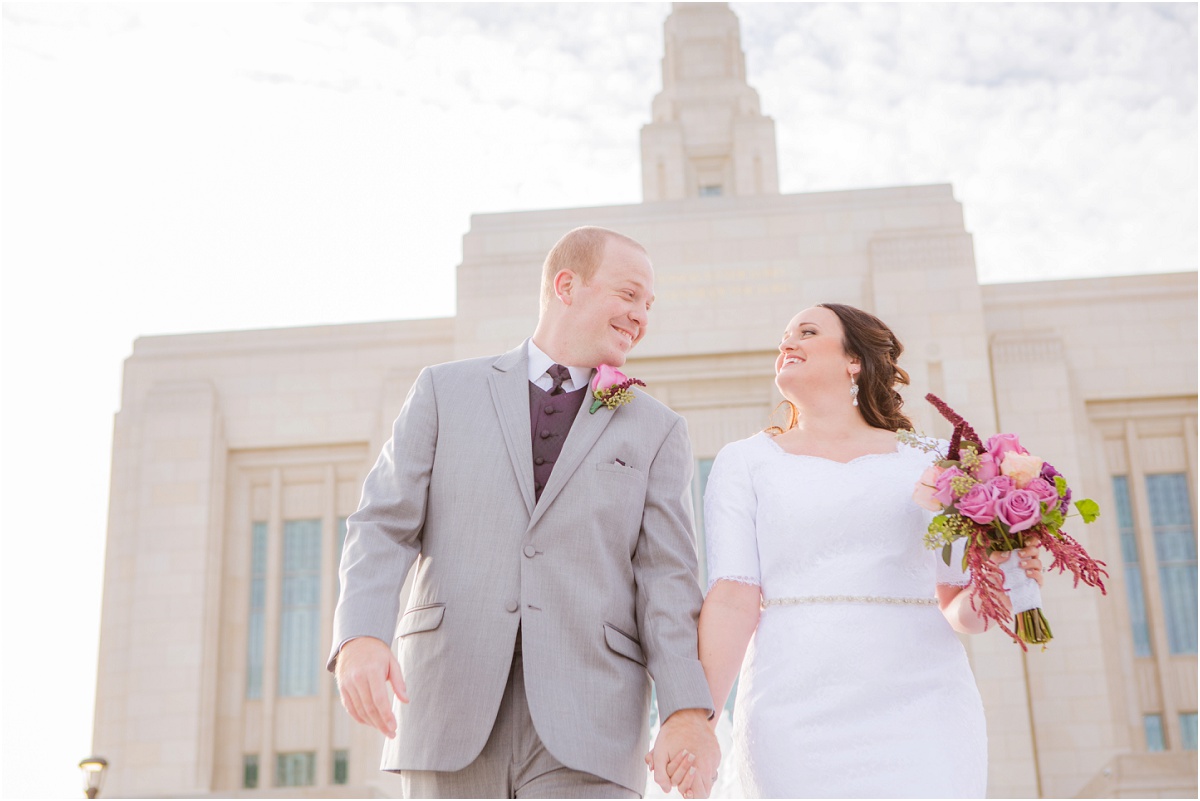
[762,595,938,607]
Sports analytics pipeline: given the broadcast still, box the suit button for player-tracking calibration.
[505,600,518,613]
[534,456,545,466]
[540,430,551,438]
[523,545,536,558]
[534,482,543,492]
[543,407,555,415]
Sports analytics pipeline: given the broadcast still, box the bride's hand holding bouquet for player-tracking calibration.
[904,394,1108,649]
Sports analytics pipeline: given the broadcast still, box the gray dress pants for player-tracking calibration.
[400,638,642,799]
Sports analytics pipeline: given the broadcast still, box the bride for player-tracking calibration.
[675,303,1042,798]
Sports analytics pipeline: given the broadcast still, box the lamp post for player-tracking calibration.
[78,756,108,799]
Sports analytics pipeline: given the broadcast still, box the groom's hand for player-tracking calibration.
[335,636,408,739]
[650,708,719,799]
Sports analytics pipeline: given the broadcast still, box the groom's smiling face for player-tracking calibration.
[563,239,654,368]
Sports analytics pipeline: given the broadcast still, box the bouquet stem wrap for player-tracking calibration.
[998,551,1053,645]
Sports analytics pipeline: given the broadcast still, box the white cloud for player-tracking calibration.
[740,2,1196,281]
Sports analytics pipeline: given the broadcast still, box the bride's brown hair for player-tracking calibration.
[767,302,913,434]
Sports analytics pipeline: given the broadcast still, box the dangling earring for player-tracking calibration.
[850,375,859,407]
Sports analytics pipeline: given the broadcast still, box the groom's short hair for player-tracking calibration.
[540,226,647,314]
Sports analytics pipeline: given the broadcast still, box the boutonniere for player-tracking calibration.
[589,364,646,414]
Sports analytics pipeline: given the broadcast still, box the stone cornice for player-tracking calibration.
[982,272,1196,309]
[129,317,454,360]
[466,183,959,230]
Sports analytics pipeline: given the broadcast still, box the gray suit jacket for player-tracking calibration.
[329,341,713,793]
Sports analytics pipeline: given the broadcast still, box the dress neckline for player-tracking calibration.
[760,431,904,465]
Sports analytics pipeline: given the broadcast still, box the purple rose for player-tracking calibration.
[997,489,1042,533]
[1040,461,1072,514]
[1026,477,1059,512]
[933,467,967,507]
[986,432,1028,462]
[957,482,1000,524]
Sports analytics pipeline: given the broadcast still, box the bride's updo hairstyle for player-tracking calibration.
[768,302,914,434]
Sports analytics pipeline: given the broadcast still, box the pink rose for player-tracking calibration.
[914,465,946,511]
[933,467,967,507]
[971,451,999,482]
[591,364,625,393]
[1000,451,1045,489]
[1025,477,1059,511]
[986,433,1028,462]
[988,475,1016,496]
[957,482,1001,524]
[997,489,1042,533]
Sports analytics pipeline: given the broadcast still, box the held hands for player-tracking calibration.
[334,636,408,739]
[645,708,720,799]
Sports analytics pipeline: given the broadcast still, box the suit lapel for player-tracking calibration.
[528,374,608,530]
[487,343,536,517]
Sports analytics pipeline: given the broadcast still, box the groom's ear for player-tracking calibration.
[553,269,576,305]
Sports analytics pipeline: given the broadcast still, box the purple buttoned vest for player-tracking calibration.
[527,383,588,501]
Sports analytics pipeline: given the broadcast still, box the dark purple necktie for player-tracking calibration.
[548,364,571,396]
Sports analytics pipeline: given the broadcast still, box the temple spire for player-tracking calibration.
[640,3,780,201]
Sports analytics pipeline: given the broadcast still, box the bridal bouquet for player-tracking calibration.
[902,394,1108,649]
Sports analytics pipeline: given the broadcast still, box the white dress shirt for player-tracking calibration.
[527,340,592,393]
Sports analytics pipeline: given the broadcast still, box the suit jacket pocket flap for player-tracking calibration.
[603,623,646,666]
[397,604,445,638]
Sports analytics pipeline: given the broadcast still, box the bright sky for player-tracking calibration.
[1,2,1195,797]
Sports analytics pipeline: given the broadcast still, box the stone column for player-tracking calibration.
[870,228,1040,798]
[92,380,227,795]
[991,331,1120,797]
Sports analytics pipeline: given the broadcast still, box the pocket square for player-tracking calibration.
[614,458,626,467]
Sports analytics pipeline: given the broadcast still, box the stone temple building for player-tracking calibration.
[91,3,1197,798]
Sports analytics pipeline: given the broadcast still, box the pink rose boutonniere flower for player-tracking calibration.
[589,365,647,414]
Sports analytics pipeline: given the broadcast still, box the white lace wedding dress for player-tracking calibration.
[704,432,987,799]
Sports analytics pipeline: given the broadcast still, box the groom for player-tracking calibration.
[329,226,719,798]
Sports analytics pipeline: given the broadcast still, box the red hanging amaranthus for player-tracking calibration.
[926,393,983,458]
[964,542,1019,645]
[1041,530,1108,593]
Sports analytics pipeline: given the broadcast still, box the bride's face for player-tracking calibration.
[774,306,860,403]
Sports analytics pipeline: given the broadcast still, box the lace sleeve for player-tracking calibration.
[703,442,761,594]
[935,536,971,587]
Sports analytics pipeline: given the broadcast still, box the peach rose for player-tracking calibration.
[1000,452,1045,489]
[914,464,946,511]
